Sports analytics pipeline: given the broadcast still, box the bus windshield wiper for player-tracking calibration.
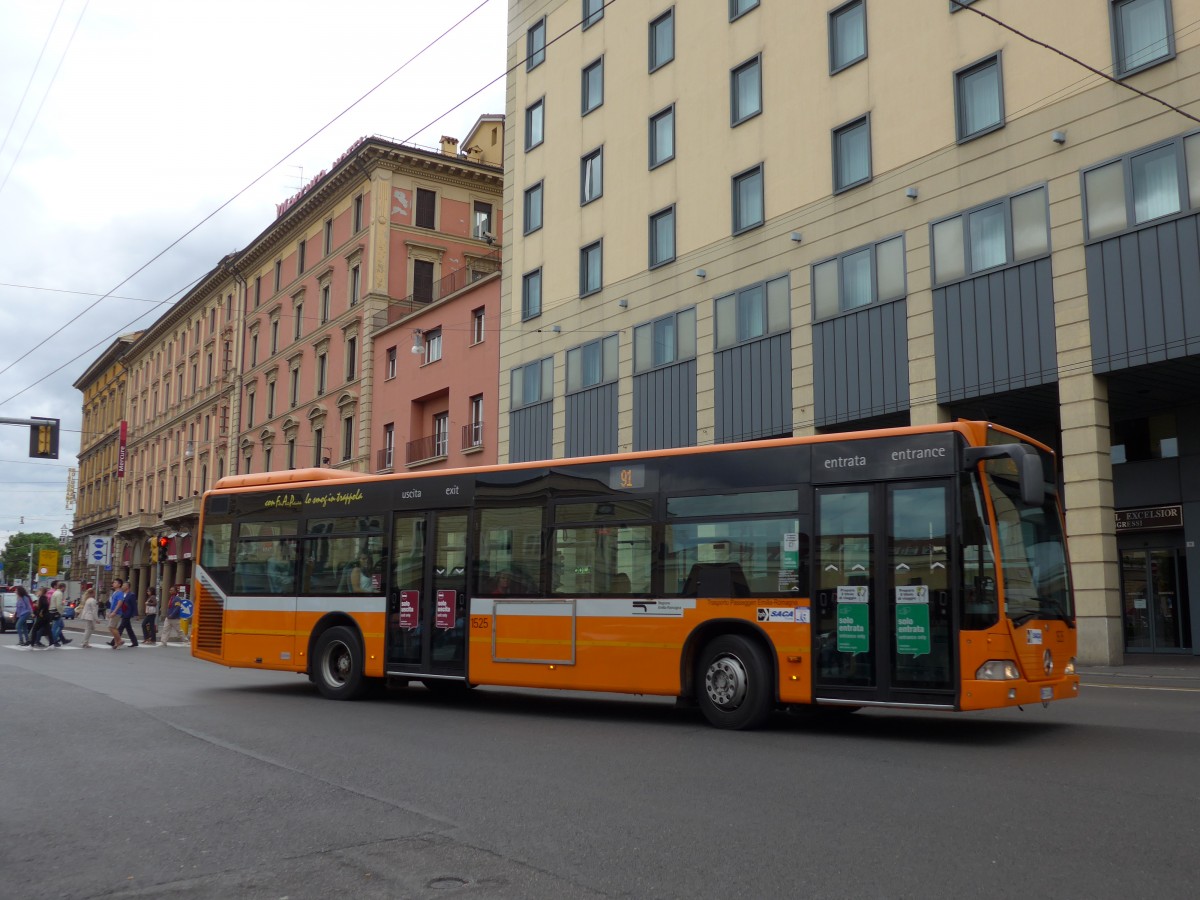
[1043,598,1075,628]
[1009,610,1038,628]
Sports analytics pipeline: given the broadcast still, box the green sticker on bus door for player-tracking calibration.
[895,585,931,657]
[836,585,870,654]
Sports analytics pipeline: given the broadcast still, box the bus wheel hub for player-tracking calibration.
[705,654,748,709]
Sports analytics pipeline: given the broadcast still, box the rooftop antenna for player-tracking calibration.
[285,164,304,193]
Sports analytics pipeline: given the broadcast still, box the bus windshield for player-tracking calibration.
[986,460,1074,626]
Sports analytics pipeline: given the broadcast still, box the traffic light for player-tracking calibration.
[29,417,59,459]
[150,539,159,564]
[154,535,170,565]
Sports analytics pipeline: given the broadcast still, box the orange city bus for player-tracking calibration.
[191,420,1078,729]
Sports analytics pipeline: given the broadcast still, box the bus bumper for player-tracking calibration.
[960,675,1080,710]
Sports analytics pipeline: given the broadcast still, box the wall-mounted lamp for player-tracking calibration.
[1051,130,1067,144]
[905,187,919,199]
[695,269,707,279]
[790,232,803,243]
[617,298,628,308]
[410,328,424,355]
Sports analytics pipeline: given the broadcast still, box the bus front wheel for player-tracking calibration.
[313,626,367,700]
[696,634,773,730]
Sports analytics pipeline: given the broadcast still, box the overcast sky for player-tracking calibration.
[0,0,508,564]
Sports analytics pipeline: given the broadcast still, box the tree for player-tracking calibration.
[1,531,61,584]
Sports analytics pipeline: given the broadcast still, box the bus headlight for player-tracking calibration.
[1063,657,1076,676]
[976,660,1021,680]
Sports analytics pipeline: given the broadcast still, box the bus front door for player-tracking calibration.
[386,510,469,679]
[813,481,956,707]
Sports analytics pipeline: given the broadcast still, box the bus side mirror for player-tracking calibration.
[962,444,1045,508]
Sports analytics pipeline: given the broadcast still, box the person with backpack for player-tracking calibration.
[160,587,184,645]
[141,587,159,644]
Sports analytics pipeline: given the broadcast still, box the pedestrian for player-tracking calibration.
[142,587,158,644]
[29,589,58,648]
[160,587,184,645]
[49,580,72,646]
[107,578,127,649]
[177,585,192,641]
[77,587,99,648]
[115,578,139,648]
[14,586,34,646]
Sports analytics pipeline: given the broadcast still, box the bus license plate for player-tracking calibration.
[1040,686,1053,701]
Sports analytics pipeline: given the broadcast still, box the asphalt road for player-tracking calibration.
[2,631,1197,900]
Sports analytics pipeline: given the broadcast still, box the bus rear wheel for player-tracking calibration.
[313,626,367,700]
[696,634,773,730]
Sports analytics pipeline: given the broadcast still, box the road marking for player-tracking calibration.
[1082,682,1200,693]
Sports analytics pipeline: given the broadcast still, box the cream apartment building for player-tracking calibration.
[500,0,1200,663]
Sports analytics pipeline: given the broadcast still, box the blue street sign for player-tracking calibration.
[179,599,193,620]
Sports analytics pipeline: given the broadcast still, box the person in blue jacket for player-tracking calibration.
[14,586,33,646]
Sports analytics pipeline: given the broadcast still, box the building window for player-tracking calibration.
[323,218,333,255]
[581,147,604,204]
[287,438,296,470]
[1083,133,1200,240]
[472,307,486,344]
[386,346,397,379]
[342,415,354,461]
[634,307,696,373]
[833,115,871,193]
[317,353,328,395]
[433,413,449,458]
[264,446,272,472]
[353,194,364,232]
[730,0,759,22]
[732,164,765,234]
[473,201,493,240]
[246,391,255,428]
[313,427,324,467]
[583,0,604,29]
[266,382,276,418]
[730,56,762,126]
[320,284,331,323]
[274,259,282,291]
[582,57,604,115]
[567,334,618,393]
[346,336,358,380]
[524,181,544,234]
[270,320,279,354]
[383,423,394,468]
[424,327,443,364]
[955,54,1004,142]
[522,269,543,321]
[649,206,676,268]
[415,188,436,229]
[297,239,306,276]
[649,105,675,169]
[254,276,262,307]
[829,0,867,73]
[525,98,545,150]
[350,264,361,305]
[649,8,675,72]
[580,241,603,297]
[413,259,434,303]
[714,275,790,349]
[527,17,546,70]
[931,186,1049,284]
[291,369,300,408]
[294,303,304,340]
[1111,413,1179,464]
[468,394,484,448]
[512,357,553,408]
[1111,0,1174,78]
[813,235,907,319]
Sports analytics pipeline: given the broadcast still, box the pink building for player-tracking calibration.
[371,270,500,472]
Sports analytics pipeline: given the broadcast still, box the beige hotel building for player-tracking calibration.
[499,0,1200,663]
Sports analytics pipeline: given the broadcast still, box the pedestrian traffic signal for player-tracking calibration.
[29,417,59,459]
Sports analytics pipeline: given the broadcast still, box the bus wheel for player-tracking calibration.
[697,635,773,730]
[313,626,367,700]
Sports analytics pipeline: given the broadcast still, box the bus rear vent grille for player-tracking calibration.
[195,584,225,655]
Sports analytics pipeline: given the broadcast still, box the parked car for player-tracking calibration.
[1,591,18,632]
[62,599,77,619]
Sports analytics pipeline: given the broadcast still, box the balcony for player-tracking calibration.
[162,495,202,521]
[406,432,449,467]
[376,447,395,473]
[461,421,484,454]
[387,251,501,325]
[116,511,159,534]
